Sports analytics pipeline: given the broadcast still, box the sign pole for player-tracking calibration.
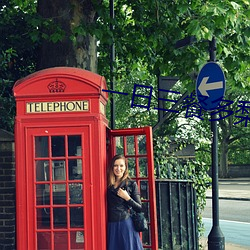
[208,37,225,250]
[110,0,115,129]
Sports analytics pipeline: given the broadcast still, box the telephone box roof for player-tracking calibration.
[13,67,108,99]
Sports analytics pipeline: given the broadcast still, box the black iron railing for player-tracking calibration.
[156,179,198,250]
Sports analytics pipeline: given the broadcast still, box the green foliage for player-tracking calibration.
[154,135,211,240]
[0,49,17,131]
[0,79,15,132]
[0,0,38,131]
[1,0,248,183]
[97,0,249,179]
[98,0,249,91]
[107,62,159,129]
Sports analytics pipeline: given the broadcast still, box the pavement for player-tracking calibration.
[201,178,250,250]
[200,238,250,250]
[206,178,250,201]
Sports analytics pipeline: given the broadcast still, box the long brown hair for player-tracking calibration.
[107,154,130,187]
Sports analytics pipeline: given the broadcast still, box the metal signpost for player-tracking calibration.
[196,37,225,250]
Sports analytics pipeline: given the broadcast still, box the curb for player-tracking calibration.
[218,178,250,182]
[206,196,250,201]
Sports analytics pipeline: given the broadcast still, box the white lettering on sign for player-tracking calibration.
[26,100,89,113]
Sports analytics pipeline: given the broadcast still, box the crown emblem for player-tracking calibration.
[47,79,66,93]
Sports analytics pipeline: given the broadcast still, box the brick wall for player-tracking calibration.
[0,129,15,250]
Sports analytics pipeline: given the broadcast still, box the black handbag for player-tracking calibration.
[131,210,148,232]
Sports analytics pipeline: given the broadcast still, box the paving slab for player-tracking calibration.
[200,238,250,250]
[206,178,250,200]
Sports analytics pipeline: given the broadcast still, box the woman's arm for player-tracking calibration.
[117,181,142,212]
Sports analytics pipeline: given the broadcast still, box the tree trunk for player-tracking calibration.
[37,0,100,72]
[218,115,233,178]
[219,140,229,178]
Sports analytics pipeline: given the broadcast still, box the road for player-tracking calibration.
[202,180,250,249]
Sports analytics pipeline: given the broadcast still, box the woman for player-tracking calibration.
[107,154,144,250]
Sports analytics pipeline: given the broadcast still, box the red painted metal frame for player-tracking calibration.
[26,127,92,250]
[16,122,109,249]
[109,126,158,250]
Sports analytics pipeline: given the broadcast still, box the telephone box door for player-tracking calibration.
[109,126,158,250]
[26,126,92,250]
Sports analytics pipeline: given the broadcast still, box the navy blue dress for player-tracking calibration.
[107,180,144,250]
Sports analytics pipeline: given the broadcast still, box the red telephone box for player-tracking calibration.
[13,67,158,250]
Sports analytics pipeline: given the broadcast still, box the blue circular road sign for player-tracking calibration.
[196,62,226,111]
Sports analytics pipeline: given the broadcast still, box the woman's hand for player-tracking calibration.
[117,188,131,201]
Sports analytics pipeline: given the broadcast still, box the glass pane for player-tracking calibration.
[36,160,49,181]
[126,136,135,155]
[68,135,81,156]
[140,180,149,200]
[52,161,66,181]
[69,183,83,204]
[142,227,151,247]
[127,158,136,177]
[53,184,66,204]
[139,157,148,177]
[142,202,150,222]
[51,136,65,157]
[69,159,82,180]
[138,135,146,155]
[35,136,49,157]
[36,184,46,205]
[43,186,50,205]
[53,208,67,227]
[37,208,50,229]
[70,207,83,227]
[115,136,124,155]
[37,232,51,250]
[54,231,68,248]
[71,231,84,247]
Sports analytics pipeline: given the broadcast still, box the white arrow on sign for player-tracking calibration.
[198,76,223,97]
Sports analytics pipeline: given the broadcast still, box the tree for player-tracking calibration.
[37,0,101,71]
[1,0,249,171]
[218,91,250,177]
[103,0,250,178]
